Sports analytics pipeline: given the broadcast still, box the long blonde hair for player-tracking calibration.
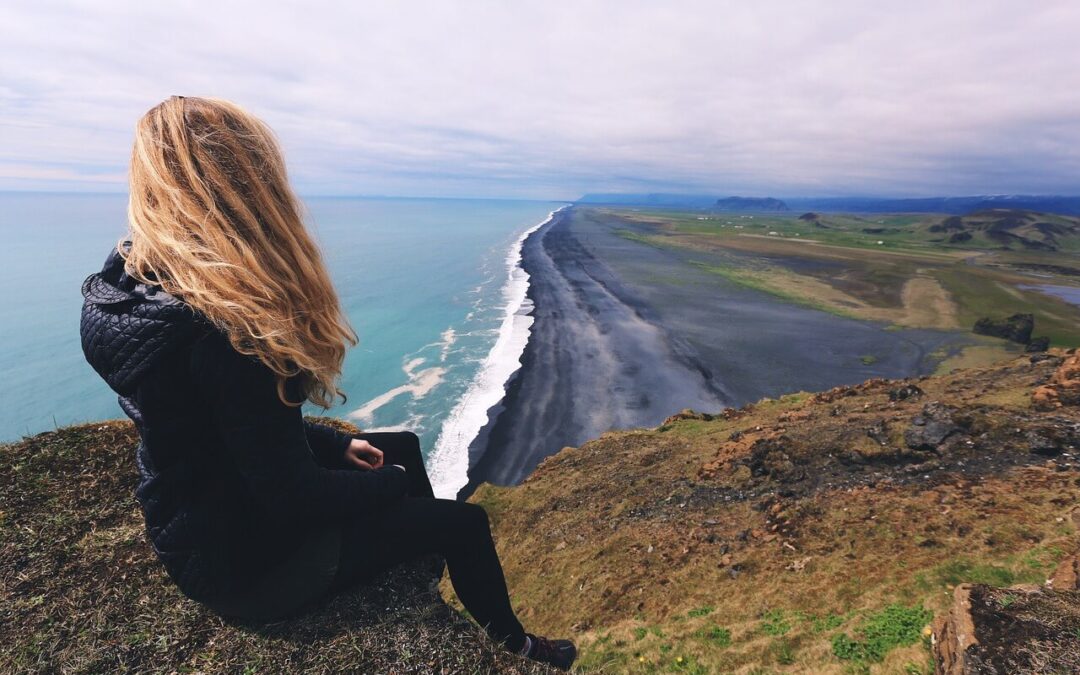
[120,95,357,408]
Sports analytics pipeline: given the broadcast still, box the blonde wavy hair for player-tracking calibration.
[119,95,358,408]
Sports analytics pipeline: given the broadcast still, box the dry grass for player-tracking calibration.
[0,418,552,675]
[462,352,1080,673]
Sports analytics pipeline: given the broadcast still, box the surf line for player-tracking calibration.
[427,206,568,499]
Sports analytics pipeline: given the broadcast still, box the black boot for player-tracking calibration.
[523,633,576,671]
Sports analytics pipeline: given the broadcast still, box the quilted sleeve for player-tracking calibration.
[303,420,355,470]
[189,332,409,522]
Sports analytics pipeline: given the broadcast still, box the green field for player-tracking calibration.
[595,207,1080,360]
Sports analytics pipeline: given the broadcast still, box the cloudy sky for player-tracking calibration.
[2,1,1079,199]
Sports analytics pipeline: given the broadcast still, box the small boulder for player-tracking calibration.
[889,384,924,402]
[972,313,1034,344]
[1026,336,1050,353]
[661,409,715,427]
[904,402,961,451]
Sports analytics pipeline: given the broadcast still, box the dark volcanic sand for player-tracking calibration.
[460,208,969,495]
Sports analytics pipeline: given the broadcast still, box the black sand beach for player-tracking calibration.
[461,207,969,494]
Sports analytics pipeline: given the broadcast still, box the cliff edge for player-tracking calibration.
[0,417,550,675]
[465,351,1080,673]
[5,353,1079,673]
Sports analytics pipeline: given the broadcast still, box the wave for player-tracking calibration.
[427,206,567,498]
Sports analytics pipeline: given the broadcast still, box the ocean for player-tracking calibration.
[0,192,563,497]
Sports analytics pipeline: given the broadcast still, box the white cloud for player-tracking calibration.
[1,0,1078,198]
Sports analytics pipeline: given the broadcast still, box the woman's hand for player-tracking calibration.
[344,438,384,470]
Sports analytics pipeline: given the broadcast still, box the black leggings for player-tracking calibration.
[335,431,526,651]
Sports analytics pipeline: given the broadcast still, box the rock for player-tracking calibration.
[746,437,799,479]
[731,464,754,485]
[889,384,924,402]
[1032,352,1080,411]
[661,409,715,427]
[932,583,1080,674]
[972,313,1034,344]
[866,419,890,445]
[1023,421,1080,456]
[1030,353,1061,365]
[1049,554,1079,590]
[1025,430,1062,456]
[1026,336,1050,352]
[904,402,962,451]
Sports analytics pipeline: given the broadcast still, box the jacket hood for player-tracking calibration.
[80,244,210,396]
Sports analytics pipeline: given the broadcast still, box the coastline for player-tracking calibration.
[427,206,568,499]
[458,206,971,496]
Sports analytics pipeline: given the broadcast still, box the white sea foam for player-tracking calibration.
[438,327,457,362]
[349,360,447,424]
[427,206,567,498]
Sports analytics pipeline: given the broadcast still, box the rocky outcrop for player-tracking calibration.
[972,313,1035,344]
[1026,336,1050,352]
[1032,351,1080,410]
[932,583,1080,674]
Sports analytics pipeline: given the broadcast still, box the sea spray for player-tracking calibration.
[427,207,566,498]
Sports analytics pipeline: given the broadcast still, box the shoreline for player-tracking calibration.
[427,206,568,499]
[458,206,971,497]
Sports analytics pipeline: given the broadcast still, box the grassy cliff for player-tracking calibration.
[461,351,1080,673]
[0,417,550,674]
[5,353,1079,673]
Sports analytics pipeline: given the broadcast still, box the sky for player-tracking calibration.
[2,0,1079,200]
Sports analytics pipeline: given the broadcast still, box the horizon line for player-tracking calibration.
[4,189,1080,201]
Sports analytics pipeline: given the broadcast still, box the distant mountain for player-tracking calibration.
[713,196,789,212]
[925,208,1080,251]
[784,195,1080,216]
[575,193,1080,216]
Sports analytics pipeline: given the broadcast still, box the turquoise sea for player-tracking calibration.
[0,193,563,496]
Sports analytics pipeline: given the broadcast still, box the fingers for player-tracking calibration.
[344,439,392,470]
[346,453,374,471]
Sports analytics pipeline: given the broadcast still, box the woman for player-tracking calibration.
[79,96,575,671]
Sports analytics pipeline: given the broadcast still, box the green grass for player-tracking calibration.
[917,557,1017,589]
[760,609,792,636]
[932,267,1080,346]
[606,205,1080,347]
[810,613,848,633]
[831,604,932,663]
[693,625,732,648]
[769,639,797,665]
[686,260,857,318]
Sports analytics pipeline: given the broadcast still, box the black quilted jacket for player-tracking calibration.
[79,245,409,603]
